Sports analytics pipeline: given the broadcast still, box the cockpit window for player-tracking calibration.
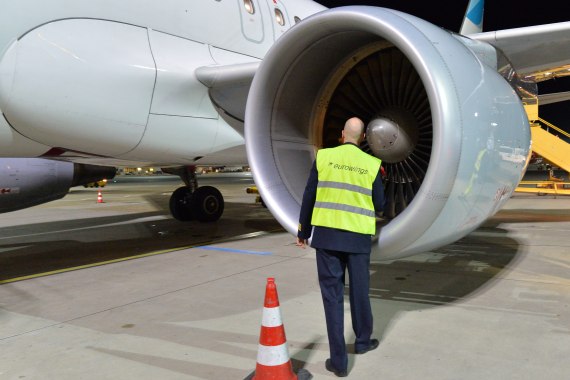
[275,8,285,26]
[244,0,255,14]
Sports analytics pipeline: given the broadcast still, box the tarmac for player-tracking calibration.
[1,174,570,379]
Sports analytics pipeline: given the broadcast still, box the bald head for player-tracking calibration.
[342,117,365,144]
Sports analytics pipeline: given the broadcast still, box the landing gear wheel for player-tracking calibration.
[169,186,194,221]
[191,186,224,222]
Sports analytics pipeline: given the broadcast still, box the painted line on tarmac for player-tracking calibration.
[199,246,272,255]
[0,230,283,285]
[0,216,170,241]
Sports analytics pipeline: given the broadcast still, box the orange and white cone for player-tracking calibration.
[245,278,312,380]
[97,190,103,203]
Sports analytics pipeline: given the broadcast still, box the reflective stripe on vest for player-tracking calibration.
[317,181,372,196]
[311,144,381,235]
[314,201,376,218]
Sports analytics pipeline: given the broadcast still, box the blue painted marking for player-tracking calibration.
[199,246,273,256]
[467,0,484,26]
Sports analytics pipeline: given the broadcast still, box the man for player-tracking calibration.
[296,117,385,377]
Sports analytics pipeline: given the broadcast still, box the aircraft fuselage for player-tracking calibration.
[0,0,325,165]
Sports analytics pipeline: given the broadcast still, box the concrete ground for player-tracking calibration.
[1,176,570,379]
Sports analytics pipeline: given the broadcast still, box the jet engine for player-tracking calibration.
[0,158,116,213]
[245,7,531,261]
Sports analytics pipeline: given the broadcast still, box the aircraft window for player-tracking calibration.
[294,16,301,24]
[275,8,285,26]
[244,0,255,14]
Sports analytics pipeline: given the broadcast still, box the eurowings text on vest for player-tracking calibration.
[329,162,369,175]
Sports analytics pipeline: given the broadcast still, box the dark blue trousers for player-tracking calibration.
[316,247,373,371]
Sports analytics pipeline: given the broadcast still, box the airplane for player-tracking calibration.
[1,0,569,261]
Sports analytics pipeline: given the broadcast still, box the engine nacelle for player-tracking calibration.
[245,7,530,260]
[0,158,116,213]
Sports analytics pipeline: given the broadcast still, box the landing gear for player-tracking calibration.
[166,166,225,222]
[169,186,194,221]
[191,186,224,222]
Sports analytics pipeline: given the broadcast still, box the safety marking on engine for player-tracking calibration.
[0,187,19,194]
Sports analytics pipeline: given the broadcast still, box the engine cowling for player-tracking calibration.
[245,6,530,261]
[0,158,116,213]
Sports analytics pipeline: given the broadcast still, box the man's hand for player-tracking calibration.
[296,237,308,249]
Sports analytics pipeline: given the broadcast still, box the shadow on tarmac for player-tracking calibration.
[3,198,563,377]
[0,201,282,281]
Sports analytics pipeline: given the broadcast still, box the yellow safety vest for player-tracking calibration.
[311,144,381,235]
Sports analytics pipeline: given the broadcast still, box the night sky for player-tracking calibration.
[313,0,570,129]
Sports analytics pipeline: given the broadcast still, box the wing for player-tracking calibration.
[472,22,570,81]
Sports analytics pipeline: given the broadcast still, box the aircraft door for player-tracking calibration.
[239,0,265,43]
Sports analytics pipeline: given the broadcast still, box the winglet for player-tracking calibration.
[459,0,485,35]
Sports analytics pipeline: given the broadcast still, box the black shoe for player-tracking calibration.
[355,338,379,354]
[325,359,348,377]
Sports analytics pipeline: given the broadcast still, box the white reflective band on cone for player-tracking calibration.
[261,307,283,327]
[256,342,290,366]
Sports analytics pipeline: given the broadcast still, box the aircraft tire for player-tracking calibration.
[169,186,195,221]
[191,186,224,222]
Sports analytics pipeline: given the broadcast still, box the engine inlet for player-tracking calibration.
[316,46,432,218]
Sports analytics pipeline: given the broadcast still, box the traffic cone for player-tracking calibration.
[245,278,312,380]
[97,190,104,203]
